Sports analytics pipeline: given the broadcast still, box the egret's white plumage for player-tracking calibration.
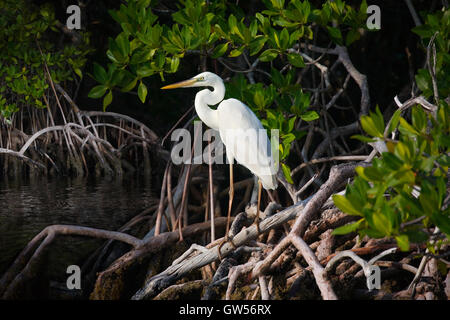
[162,71,278,190]
[217,98,277,189]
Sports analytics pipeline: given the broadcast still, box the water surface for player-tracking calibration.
[0,175,155,278]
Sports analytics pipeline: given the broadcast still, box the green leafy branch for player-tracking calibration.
[89,0,369,182]
[0,0,92,120]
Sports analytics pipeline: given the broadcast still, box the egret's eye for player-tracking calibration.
[198,76,205,81]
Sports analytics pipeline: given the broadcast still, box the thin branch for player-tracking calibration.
[258,275,270,300]
[155,164,170,236]
[427,32,440,105]
[404,0,422,27]
[295,172,319,196]
[291,155,368,176]
[291,235,338,300]
[0,147,45,169]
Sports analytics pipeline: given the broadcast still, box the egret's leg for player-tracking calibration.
[267,190,276,203]
[255,180,262,234]
[225,162,234,240]
[217,163,236,260]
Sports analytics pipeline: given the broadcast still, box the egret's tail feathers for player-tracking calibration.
[260,174,278,190]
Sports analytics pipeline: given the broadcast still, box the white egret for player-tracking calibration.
[161,71,278,243]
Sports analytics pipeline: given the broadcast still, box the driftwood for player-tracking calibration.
[0,217,230,299]
[129,162,366,300]
[89,217,230,299]
[0,225,142,299]
[132,199,304,299]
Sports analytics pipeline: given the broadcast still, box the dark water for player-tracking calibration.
[0,175,155,279]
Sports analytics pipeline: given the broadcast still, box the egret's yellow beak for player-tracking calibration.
[161,78,198,90]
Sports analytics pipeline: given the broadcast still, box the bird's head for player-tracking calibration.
[161,72,221,90]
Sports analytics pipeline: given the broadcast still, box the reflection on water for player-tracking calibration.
[0,175,155,278]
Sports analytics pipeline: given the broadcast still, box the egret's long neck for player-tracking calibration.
[194,81,224,130]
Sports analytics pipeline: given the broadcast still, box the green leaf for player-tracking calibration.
[386,109,401,135]
[287,52,305,68]
[412,25,434,39]
[249,20,258,38]
[253,89,266,109]
[106,49,120,64]
[155,51,165,69]
[40,7,49,18]
[270,0,285,10]
[130,49,153,64]
[281,163,294,184]
[170,57,180,73]
[412,106,426,132]
[332,194,363,216]
[255,13,265,25]
[93,63,108,84]
[415,69,432,96]
[300,110,319,121]
[332,219,363,235]
[211,42,229,58]
[271,30,281,48]
[395,235,410,251]
[172,10,191,26]
[372,212,392,235]
[109,68,126,86]
[293,130,306,140]
[356,166,383,182]
[120,22,133,35]
[395,141,412,162]
[382,152,403,171]
[360,115,383,138]
[138,81,147,103]
[121,77,138,92]
[103,90,113,111]
[136,63,154,78]
[88,85,108,99]
[228,15,238,32]
[399,117,420,135]
[279,28,289,49]
[351,134,376,143]
[207,32,219,45]
[373,106,385,134]
[259,49,279,62]
[282,133,296,145]
[273,16,299,28]
[345,29,360,46]
[289,28,304,44]
[115,33,130,57]
[327,26,343,45]
[229,46,245,57]
[249,37,268,56]
[288,116,296,132]
[431,211,450,236]
[74,68,82,79]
